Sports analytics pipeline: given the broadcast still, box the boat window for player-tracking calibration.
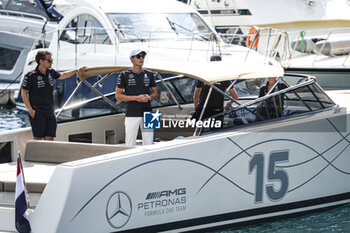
[201,80,336,134]
[233,78,264,99]
[0,46,20,70]
[0,0,48,18]
[59,14,111,45]
[169,77,196,103]
[151,75,196,107]
[108,13,212,42]
[0,0,9,9]
[56,73,196,123]
[152,79,180,107]
[41,0,53,8]
[56,92,121,122]
[307,84,335,109]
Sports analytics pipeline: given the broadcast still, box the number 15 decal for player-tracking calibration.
[249,150,289,203]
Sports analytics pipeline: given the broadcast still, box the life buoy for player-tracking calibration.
[246,26,260,49]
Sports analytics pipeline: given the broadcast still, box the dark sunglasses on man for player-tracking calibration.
[44,58,53,63]
[134,53,146,59]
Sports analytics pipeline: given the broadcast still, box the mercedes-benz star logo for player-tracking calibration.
[106,191,132,229]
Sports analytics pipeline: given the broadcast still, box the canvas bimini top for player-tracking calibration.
[77,60,284,85]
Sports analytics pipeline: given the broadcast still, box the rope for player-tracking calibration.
[270,30,291,67]
[0,72,22,96]
[209,32,222,56]
[299,31,306,53]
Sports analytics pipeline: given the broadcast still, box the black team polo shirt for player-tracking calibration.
[22,66,61,113]
[117,69,156,117]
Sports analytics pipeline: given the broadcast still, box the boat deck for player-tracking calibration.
[0,140,134,208]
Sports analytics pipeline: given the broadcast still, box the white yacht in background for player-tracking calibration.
[0,0,61,104]
[280,27,350,90]
[181,0,350,90]
[181,0,350,32]
[15,0,268,110]
[0,0,61,83]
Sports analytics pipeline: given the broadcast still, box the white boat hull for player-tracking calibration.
[28,109,350,232]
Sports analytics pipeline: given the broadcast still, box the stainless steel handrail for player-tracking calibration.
[0,9,47,21]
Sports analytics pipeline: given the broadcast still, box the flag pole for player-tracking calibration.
[18,151,30,208]
[15,151,32,232]
[18,152,26,185]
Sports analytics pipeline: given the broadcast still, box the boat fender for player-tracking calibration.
[315,40,350,56]
[246,26,259,49]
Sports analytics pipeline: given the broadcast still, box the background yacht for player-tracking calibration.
[0,0,61,104]
[0,0,61,83]
[181,0,350,90]
[15,0,270,111]
[181,0,350,32]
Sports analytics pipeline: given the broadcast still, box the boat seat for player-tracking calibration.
[0,161,56,193]
[0,140,133,194]
[24,140,133,164]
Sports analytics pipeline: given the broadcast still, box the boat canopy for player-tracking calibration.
[77,60,284,85]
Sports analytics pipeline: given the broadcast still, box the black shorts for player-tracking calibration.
[29,111,57,138]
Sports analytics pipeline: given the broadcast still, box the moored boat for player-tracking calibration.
[1,60,350,232]
[15,0,268,111]
[181,0,350,91]
[0,0,60,83]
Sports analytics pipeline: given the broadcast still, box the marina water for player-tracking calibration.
[0,105,29,132]
[1,106,350,232]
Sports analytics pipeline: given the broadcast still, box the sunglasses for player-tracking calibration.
[45,58,53,63]
[134,53,146,59]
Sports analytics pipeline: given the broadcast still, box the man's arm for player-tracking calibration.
[225,88,238,110]
[58,66,87,80]
[21,89,35,118]
[193,87,201,109]
[149,86,158,100]
[229,88,238,100]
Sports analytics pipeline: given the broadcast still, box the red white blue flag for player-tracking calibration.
[15,156,31,233]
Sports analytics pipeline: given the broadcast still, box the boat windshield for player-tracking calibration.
[56,74,196,122]
[200,76,336,135]
[108,13,212,42]
[55,71,336,138]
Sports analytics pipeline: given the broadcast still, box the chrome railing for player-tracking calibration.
[216,26,350,68]
[0,9,47,21]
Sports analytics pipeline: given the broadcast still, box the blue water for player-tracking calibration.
[218,204,350,232]
[0,105,29,132]
[1,106,350,232]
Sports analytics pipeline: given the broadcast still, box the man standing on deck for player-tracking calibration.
[115,49,158,146]
[21,50,87,140]
[192,80,238,123]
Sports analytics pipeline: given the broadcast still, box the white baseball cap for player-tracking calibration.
[129,49,146,58]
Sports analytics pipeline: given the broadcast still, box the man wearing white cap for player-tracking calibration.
[115,49,158,146]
